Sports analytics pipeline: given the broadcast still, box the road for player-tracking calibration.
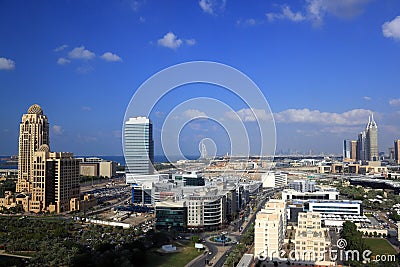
[188,189,276,267]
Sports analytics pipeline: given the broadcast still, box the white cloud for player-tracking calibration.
[274,108,372,125]
[199,0,214,14]
[57,57,70,65]
[186,39,196,46]
[382,16,400,40]
[183,109,207,119]
[52,125,63,135]
[363,96,371,101]
[101,52,122,62]
[54,44,68,52]
[0,57,15,70]
[225,108,270,122]
[199,0,226,15]
[306,0,370,26]
[389,98,400,108]
[320,126,360,134]
[267,5,305,22]
[157,32,183,49]
[130,0,144,12]
[68,46,96,60]
[237,18,261,27]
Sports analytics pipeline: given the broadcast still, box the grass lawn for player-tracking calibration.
[150,243,203,267]
[364,238,397,255]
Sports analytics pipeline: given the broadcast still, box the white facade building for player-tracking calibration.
[294,212,331,264]
[261,172,287,188]
[254,199,286,260]
[187,193,226,231]
[282,189,339,201]
[124,117,154,175]
[307,200,362,216]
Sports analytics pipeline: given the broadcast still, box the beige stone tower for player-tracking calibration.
[16,104,49,193]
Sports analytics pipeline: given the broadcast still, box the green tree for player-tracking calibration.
[191,235,200,243]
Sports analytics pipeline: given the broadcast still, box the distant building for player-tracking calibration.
[78,158,117,178]
[357,131,367,161]
[395,140,400,164]
[343,140,352,160]
[124,117,154,175]
[365,114,378,161]
[353,115,378,162]
[351,140,357,161]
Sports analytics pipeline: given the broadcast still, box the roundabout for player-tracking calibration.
[206,232,237,245]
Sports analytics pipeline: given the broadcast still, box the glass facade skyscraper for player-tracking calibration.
[124,117,154,175]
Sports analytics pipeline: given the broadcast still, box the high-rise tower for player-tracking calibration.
[343,140,352,160]
[16,104,50,193]
[124,117,154,175]
[394,140,400,164]
[366,113,378,161]
[357,131,366,161]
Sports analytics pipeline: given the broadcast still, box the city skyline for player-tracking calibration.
[1,1,400,156]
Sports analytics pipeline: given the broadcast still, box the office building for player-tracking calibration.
[343,140,352,160]
[11,104,80,213]
[261,171,287,188]
[365,114,378,161]
[78,158,117,178]
[351,140,357,161]
[288,180,316,193]
[282,188,339,201]
[124,117,154,175]
[305,200,362,216]
[29,147,80,213]
[354,115,378,162]
[395,140,400,164]
[172,171,205,186]
[187,193,226,231]
[254,199,286,260]
[356,131,366,161]
[294,212,330,264]
[155,200,187,231]
[16,104,50,193]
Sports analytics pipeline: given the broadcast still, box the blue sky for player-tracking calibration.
[1,0,400,157]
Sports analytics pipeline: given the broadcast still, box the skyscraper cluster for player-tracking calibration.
[1,104,80,213]
[344,114,378,162]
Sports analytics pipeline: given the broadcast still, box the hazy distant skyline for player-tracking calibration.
[1,0,400,156]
